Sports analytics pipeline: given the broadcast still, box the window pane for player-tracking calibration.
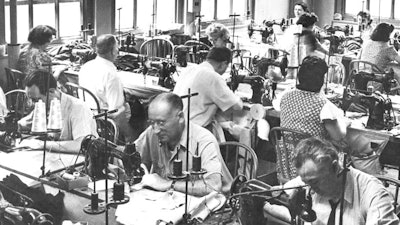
[370,0,391,18]
[217,0,230,19]
[33,1,55,28]
[395,0,400,19]
[5,1,30,44]
[156,0,175,28]
[232,0,246,16]
[137,0,153,31]
[115,0,134,30]
[345,0,366,15]
[201,0,215,21]
[59,1,80,37]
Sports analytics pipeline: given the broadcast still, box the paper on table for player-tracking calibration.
[115,189,225,225]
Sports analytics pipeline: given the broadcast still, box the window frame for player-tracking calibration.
[337,0,400,27]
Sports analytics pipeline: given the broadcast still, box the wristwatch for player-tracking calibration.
[170,180,176,190]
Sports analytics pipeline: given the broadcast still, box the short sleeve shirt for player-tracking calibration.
[173,62,241,127]
[17,45,52,76]
[360,40,399,71]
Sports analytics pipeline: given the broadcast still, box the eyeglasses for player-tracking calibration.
[148,119,167,128]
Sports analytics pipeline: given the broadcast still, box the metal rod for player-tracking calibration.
[184,88,191,223]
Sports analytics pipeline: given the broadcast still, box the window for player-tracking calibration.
[5,0,81,44]
[136,0,153,31]
[5,0,29,43]
[395,0,400,19]
[217,0,230,19]
[232,0,246,17]
[345,0,365,16]
[115,0,134,31]
[156,0,175,28]
[59,1,81,37]
[201,0,215,21]
[370,0,391,18]
[33,0,55,28]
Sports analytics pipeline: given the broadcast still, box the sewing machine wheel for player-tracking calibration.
[32,213,54,225]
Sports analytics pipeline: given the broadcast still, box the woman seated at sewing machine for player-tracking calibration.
[205,23,233,48]
[359,22,400,92]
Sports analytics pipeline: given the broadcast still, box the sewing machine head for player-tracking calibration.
[352,69,396,94]
[80,136,144,185]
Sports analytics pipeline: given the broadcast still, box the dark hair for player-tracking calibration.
[25,70,57,95]
[150,92,183,112]
[294,2,309,12]
[206,47,232,63]
[96,34,117,55]
[357,11,372,25]
[370,23,395,42]
[28,25,56,46]
[297,56,328,92]
[297,13,318,28]
[294,137,339,169]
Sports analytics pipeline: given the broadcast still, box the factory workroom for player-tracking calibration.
[1,0,400,224]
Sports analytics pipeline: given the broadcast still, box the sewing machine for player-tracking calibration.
[351,69,397,94]
[80,136,144,185]
[143,60,176,89]
[0,111,21,148]
[248,19,286,44]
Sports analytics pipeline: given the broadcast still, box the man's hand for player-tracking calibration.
[141,173,172,192]
[16,139,43,149]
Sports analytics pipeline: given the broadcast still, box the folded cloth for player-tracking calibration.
[116,189,225,225]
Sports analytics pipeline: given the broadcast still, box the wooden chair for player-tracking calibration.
[219,141,258,180]
[4,67,25,92]
[64,82,101,114]
[4,89,32,119]
[183,40,210,64]
[95,117,119,144]
[375,174,400,217]
[139,38,175,59]
[270,127,311,184]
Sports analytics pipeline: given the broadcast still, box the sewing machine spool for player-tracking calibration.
[168,159,187,180]
[190,155,207,175]
[109,182,129,205]
[249,104,266,121]
[83,192,106,214]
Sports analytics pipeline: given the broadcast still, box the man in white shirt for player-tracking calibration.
[79,34,136,143]
[173,47,243,142]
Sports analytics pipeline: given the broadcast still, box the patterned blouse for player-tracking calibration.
[280,89,329,139]
[16,45,52,76]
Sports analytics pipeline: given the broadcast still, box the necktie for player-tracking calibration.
[327,200,340,225]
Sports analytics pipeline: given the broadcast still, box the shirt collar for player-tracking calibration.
[95,56,115,67]
[200,61,214,70]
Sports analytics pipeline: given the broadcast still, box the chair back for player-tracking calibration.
[183,40,210,64]
[4,68,25,92]
[219,141,258,181]
[64,82,101,114]
[374,174,400,217]
[4,90,33,119]
[96,117,119,144]
[270,127,311,184]
[140,38,175,59]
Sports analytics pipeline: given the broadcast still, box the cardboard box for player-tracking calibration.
[52,173,89,190]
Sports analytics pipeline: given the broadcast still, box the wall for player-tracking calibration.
[314,0,335,27]
[94,0,115,36]
[254,0,290,24]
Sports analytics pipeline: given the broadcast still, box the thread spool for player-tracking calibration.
[61,173,75,181]
[48,98,62,130]
[367,85,374,93]
[113,182,124,201]
[91,192,99,210]
[172,159,182,177]
[31,100,47,133]
[73,172,80,178]
[192,155,201,172]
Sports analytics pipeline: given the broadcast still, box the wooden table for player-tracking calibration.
[0,149,117,225]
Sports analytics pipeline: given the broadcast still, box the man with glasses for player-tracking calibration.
[135,93,231,197]
[264,137,399,224]
[17,70,98,153]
